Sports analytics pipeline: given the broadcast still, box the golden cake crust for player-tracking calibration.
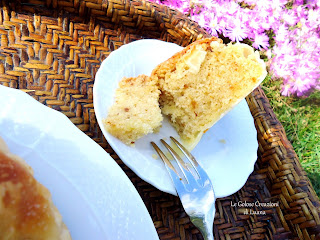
[150,37,222,80]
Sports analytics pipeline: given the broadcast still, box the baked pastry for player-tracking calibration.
[0,137,72,240]
[104,38,267,149]
[151,38,267,149]
[103,74,163,145]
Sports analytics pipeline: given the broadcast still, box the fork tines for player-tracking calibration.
[151,137,215,240]
[151,137,200,183]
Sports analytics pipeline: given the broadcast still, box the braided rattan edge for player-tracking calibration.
[0,0,319,239]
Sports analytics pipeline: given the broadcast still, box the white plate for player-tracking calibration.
[94,39,258,198]
[0,85,159,240]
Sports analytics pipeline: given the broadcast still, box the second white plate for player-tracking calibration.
[94,39,258,198]
[0,85,159,240]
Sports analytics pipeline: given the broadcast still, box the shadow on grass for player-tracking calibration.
[299,91,320,106]
[307,170,320,198]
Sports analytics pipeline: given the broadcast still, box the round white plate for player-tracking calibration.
[0,85,159,240]
[93,39,258,198]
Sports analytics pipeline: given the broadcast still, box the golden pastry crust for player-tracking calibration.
[0,137,71,240]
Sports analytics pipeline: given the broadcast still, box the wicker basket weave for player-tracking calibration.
[1,0,319,239]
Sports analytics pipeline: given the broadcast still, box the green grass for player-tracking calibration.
[261,76,320,197]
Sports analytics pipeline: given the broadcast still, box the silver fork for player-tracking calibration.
[151,137,215,240]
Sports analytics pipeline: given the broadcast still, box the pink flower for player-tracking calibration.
[252,32,270,50]
[207,14,222,36]
[281,82,292,96]
[282,11,298,25]
[291,77,313,97]
[271,61,290,78]
[225,24,249,42]
[307,9,320,25]
[306,0,320,8]
[274,24,290,43]
[294,0,304,5]
[224,1,240,15]
[191,14,206,28]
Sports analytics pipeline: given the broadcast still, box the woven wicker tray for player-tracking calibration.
[1,0,319,239]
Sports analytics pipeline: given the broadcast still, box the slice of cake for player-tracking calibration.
[103,74,163,145]
[151,38,267,149]
[104,38,267,149]
[0,137,72,240]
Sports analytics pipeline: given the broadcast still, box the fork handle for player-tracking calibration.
[190,216,214,240]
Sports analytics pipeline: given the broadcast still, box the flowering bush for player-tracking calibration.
[150,0,320,97]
